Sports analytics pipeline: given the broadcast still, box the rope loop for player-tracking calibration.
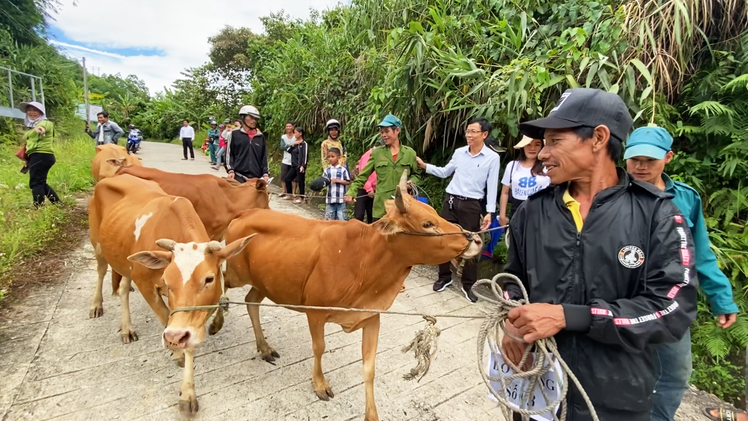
[472,273,599,421]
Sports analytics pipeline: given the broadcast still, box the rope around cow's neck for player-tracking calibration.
[169,272,597,420]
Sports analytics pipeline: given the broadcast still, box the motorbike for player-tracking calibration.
[126,129,142,154]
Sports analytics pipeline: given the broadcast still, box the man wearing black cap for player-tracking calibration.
[499,88,698,421]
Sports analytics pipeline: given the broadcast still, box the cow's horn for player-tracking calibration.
[206,241,223,253]
[395,186,408,214]
[156,239,176,251]
[398,170,408,192]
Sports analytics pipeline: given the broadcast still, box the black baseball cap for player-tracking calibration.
[519,88,633,143]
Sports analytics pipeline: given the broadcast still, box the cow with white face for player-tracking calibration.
[88,174,253,415]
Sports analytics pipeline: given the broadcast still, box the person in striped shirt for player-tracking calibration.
[323,148,350,220]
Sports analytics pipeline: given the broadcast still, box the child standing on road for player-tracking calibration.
[323,148,350,220]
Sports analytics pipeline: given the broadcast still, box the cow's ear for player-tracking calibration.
[255,179,267,190]
[128,251,172,269]
[105,158,126,167]
[95,145,104,153]
[216,234,255,260]
[375,218,402,236]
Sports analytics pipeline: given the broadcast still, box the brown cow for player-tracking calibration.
[91,143,142,181]
[88,174,253,414]
[219,171,483,421]
[116,166,270,240]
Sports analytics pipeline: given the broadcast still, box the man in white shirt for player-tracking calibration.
[416,118,500,302]
[179,119,196,160]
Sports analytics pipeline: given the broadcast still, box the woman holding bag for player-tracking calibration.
[19,101,60,207]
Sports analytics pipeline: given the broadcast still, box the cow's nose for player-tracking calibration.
[473,234,483,247]
[163,329,191,349]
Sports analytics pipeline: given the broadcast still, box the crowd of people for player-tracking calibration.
[13,87,741,421]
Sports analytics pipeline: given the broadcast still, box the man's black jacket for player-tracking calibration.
[503,169,698,421]
[226,128,269,180]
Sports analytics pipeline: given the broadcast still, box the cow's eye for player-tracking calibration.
[422,221,434,229]
[205,276,215,284]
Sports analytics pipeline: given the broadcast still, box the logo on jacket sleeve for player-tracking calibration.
[618,245,645,269]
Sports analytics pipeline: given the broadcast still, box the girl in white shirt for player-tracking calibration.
[499,136,551,226]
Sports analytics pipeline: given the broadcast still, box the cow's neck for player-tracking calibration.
[367,226,462,274]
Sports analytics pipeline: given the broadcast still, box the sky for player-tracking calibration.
[48,0,344,95]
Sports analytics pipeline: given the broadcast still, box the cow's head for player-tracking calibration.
[96,144,142,180]
[240,178,271,209]
[127,235,255,350]
[377,171,482,261]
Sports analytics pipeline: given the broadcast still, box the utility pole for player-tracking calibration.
[82,57,90,123]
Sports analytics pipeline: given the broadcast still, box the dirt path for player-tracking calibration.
[0,141,732,420]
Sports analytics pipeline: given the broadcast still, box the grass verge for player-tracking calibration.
[0,134,95,303]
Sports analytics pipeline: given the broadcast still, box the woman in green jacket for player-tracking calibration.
[20,101,59,207]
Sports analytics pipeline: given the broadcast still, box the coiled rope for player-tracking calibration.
[473,273,599,421]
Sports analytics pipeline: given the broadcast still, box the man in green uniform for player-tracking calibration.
[624,126,738,421]
[345,114,420,222]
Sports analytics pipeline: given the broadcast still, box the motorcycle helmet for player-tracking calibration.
[224,118,231,124]
[239,105,261,119]
[325,119,341,132]
[129,124,135,129]
[210,120,217,125]
[309,175,331,192]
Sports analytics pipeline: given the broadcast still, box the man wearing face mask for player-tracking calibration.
[500,88,698,421]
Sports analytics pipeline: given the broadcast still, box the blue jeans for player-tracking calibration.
[651,329,692,421]
[215,147,225,166]
[325,203,346,220]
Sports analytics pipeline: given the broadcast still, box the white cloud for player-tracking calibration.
[50,0,345,94]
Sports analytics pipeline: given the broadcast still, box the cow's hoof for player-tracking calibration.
[120,329,139,344]
[178,397,199,416]
[315,386,334,401]
[261,349,280,362]
[89,306,104,318]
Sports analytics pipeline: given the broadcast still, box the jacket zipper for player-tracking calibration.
[568,231,581,420]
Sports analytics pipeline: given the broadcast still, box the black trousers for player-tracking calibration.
[28,153,60,206]
[182,138,194,159]
[280,164,293,193]
[354,189,374,223]
[284,167,305,196]
[437,195,482,291]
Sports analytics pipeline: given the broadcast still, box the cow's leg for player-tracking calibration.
[308,313,334,400]
[110,271,134,296]
[246,288,280,361]
[177,348,199,415]
[118,277,139,343]
[208,308,224,336]
[136,280,170,327]
[89,253,107,318]
[111,270,122,296]
[362,315,381,421]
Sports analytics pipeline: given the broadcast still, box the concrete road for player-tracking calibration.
[0,141,506,421]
